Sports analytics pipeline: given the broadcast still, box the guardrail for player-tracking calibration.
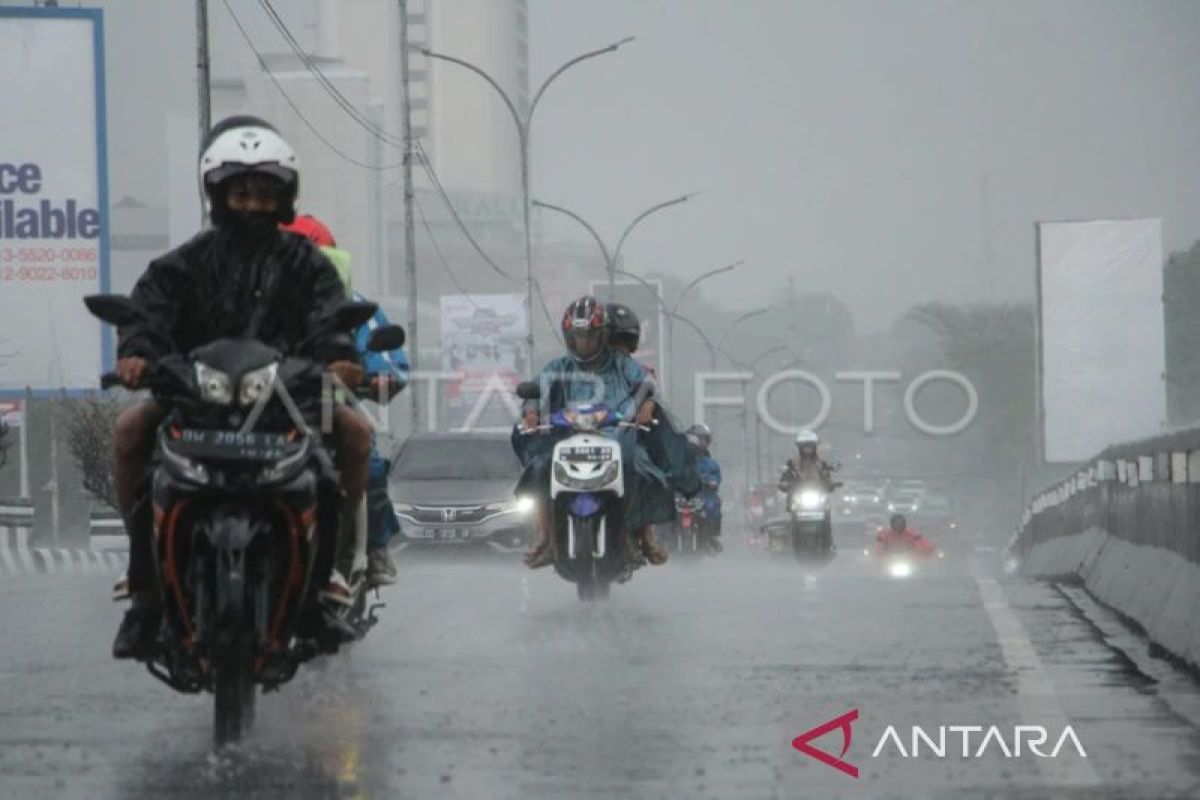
[0,500,127,575]
[1010,427,1200,669]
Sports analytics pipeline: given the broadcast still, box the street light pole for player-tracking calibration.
[666,259,742,401]
[534,194,695,301]
[421,37,634,365]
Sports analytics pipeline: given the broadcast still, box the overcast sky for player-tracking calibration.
[528,0,1200,331]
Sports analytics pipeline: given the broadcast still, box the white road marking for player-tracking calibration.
[975,576,1100,787]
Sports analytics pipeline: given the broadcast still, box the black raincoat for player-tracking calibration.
[117,228,357,365]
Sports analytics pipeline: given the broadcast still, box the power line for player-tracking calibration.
[257,0,406,149]
[413,192,478,307]
[413,138,517,283]
[221,0,404,171]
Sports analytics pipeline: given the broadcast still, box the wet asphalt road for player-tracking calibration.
[3,541,1200,799]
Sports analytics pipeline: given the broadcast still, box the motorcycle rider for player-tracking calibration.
[686,423,723,553]
[110,116,371,658]
[515,296,673,568]
[606,302,701,559]
[875,513,938,557]
[280,213,410,587]
[777,429,840,494]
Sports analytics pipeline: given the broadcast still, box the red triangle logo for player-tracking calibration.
[792,709,860,778]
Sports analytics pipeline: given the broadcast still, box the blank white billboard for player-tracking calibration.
[1036,218,1165,462]
[0,8,110,395]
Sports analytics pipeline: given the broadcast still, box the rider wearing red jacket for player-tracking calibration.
[875,514,937,557]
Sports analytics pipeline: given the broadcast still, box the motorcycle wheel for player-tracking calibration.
[571,516,607,602]
[213,642,256,746]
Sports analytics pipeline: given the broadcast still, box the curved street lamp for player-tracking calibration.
[533,193,695,297]
[421,36,635,361]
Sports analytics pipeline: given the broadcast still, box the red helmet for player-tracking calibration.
[561,295,608,363]
[280,213,336,247]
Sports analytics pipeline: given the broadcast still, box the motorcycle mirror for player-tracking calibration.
[366,324,405,353]
[328,301,378,333]
[515,381,541,401]
[83,294,144,327]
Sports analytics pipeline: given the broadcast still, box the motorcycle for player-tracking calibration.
[85,294,403,745]
[866,534,943,579]
[787,482,834,560]
[515,381,652,601]
[665,495,707,557]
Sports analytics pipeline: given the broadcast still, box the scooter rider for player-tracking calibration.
[778,429,840,494]
[875,513,937,556]
[686,423,723,553]
[515,296,674,568]
[110,116,372,658]
[280,213,410,587]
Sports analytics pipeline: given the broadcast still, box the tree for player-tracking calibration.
[899,301,1038,532]
[59,394,127,510]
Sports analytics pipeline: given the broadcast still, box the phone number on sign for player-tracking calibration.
[2,264,99,283]
[2,246,98,264]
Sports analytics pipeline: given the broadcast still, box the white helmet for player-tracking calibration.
[795,429,819,446]
[198,115,299,224]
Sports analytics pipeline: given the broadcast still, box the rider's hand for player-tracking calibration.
[116,357,147,389]
[522,409,539,431]
[328,360,365,389]
[635,400,656,426]
[369,374,398,399]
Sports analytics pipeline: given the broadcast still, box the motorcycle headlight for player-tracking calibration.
[794,490,825,510]
[195,363,232,405]
[554,460,619,490]
[240,363,278,407]
[889,560,913,579]
[161,440,210,485]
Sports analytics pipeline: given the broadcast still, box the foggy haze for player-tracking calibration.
[531,0,1200,330]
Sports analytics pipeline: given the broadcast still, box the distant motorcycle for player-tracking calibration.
[787,482,835,560]
[866,530,943,579]
[665,495,708,557]
[86,294,403,745]
[516,381,652,601]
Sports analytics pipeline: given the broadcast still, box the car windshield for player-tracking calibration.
[393,438,519,481]
[922,494,952,512]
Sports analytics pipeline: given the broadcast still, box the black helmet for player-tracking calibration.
[607,303,641,353]
[561,295,608,364]
[889,513,907,532]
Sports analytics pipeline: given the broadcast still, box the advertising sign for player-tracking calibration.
[0,8,110,395]
[440,294,528,431]
[1036,218,1165,462]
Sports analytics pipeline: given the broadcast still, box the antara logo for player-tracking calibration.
[792,710,1087,779]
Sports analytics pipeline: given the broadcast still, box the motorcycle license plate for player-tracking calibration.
[562,446,611,463]
[172,429,297,461]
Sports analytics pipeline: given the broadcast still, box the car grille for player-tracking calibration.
[404,505,490,525]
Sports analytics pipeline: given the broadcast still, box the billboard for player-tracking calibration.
[0,8,110,396]
[588,279,668,382]
[439,294,528,431]
[1036,219,1166,462]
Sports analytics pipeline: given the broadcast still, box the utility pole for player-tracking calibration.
[195,0,211,139]
[195,0,211,225]
[398,0,419,432]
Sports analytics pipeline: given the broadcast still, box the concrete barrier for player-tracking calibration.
[0,502,127,576]
[1011,429,1200,670]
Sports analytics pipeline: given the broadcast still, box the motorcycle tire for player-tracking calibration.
[213,641,256,746]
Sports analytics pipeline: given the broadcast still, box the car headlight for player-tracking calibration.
[887,502,896,511]
[793,490,826,511]
[393,502,415,513]
[515,495,536,515]
[240,363,278,407]
[195,363,232,405]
